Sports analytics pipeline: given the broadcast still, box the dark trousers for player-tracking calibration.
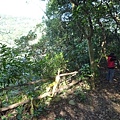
[107,68,115,82]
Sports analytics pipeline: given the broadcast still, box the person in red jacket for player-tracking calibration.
[107,53,116,83]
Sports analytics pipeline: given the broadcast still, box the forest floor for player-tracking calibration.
[38,68,120,120]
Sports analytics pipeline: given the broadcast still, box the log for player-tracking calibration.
[0,71,79,112]
[0,79,81,112]
[0,99,30,112]
[0,79,47,92]
[0,71,78,92]
[0,92,51,112]
[59,71,78,77]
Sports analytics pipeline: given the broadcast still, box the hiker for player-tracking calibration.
[106,53,116,83]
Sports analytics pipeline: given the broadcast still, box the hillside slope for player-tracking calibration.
[0,14,40,47]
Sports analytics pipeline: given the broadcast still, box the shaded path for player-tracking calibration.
[38,68,120,120]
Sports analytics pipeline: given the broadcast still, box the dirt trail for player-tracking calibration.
[38,68,120,120]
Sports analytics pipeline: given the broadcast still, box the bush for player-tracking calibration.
[33,52,67,79]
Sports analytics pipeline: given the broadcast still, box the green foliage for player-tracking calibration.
[33,52,67,78]
[80,64,91,78]
[64,40,89,71]
[15,30,37,47]
[1,116,7,120]
[106,33,120,56]
[55,118,64,120]
[0,42,67,87]
[16,106,24,120]
[74,87,87,102]
[0,44,33,87]
[0,0,120,118]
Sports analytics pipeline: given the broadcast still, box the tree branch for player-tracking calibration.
[0,79,81,112]
[0,79,47,92]
[69,0,79,6]
[106,2,120,26]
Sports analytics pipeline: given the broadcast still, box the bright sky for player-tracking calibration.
[0,0,47,19]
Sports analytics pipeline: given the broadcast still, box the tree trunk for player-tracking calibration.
[87,38,95,90]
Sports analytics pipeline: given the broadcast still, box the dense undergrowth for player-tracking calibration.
[0,43,91,119]
[0,74,90,120]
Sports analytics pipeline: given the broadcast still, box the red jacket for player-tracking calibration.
[107,56,116,68]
